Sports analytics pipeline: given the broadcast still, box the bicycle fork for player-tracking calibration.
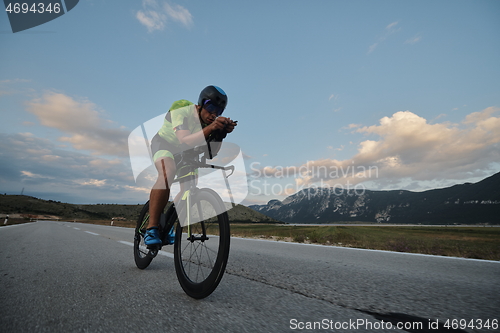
[182,190,209,243]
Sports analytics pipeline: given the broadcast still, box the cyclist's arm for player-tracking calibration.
[175,118,228,147]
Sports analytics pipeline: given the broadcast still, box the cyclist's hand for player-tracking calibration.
[210,117,229,131]
[224,118,237,133]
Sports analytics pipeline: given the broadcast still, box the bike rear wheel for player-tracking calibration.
[134,201,154,269]
[174,189,230,299]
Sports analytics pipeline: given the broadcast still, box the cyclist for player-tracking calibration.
[145,85,237,246]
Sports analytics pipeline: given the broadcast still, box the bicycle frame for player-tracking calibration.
[158,147,235,244]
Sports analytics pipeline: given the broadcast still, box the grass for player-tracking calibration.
[229,224,500,261]
[6,218,498,260]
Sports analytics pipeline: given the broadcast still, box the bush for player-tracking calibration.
[293,234,306,243]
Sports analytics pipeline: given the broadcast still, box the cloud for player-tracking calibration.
[136,9,166,32]
[343,123,362,130]
[253,107,500,191]
[0,79,31,84]
[164,3,193,27]
[0,132,145,203]
[368,43,378,54]
[329,94,339,101]
[27,92,129,157]
[348,108,500,185]
[405,35,421,45]
[368,21,401,54]
[75,179,107,187]
[136,0,193,32]
[21,171,54,179]
[385,21,399,31]
[0,78,32,96]
[432,114,447,121]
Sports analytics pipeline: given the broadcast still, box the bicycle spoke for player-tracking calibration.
[203,243,214,269]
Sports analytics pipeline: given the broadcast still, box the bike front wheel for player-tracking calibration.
[174,188,230,299]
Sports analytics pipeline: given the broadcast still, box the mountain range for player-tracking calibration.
[250,172,500,224]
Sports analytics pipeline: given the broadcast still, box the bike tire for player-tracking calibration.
[134,201,154,269]
[174,188,230,299]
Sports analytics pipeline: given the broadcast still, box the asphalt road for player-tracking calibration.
[1,221,498,332]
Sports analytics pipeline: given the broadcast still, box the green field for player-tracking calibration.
[4,218,498,260]
[229,224,500,261]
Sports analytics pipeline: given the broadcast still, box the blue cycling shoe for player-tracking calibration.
[144,227,162,246]
[165,226,175,245]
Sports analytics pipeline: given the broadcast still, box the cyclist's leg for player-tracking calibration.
[148,151,177,229]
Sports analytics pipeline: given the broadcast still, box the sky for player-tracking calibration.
[0,0,499,205]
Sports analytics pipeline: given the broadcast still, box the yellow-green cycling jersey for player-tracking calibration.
[151,99,207,162]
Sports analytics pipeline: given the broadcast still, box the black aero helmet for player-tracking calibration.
[198,85,228,110]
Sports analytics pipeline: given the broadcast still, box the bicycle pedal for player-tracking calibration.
[147,248,159,258]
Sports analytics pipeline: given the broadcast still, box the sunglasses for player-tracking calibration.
[203,100,224,116]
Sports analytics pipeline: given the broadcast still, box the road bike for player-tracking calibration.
[133,146,233,299]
